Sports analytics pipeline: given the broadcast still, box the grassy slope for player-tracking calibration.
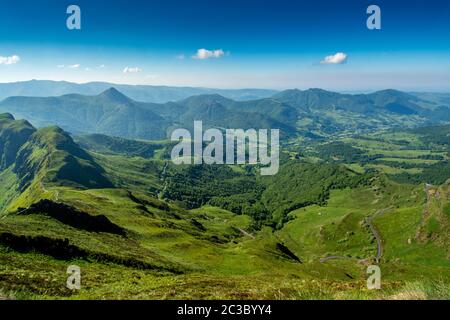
[1,120,449,299]
[1,167,448,299]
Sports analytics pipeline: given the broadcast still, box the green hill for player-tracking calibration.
[0,88,169,140]
[13,126,113,191]
[272,88,450,136]
[0,115,112,211]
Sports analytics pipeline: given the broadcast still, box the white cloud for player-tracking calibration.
[68,64,81,69]
[98,64,105,68]
[321,52,348,65]
[123,66,142,74]
[0,55,20,65]
[57,65,65,68]
[193,49,225,60]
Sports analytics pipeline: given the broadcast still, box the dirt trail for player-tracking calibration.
[319,256,348,263]
[158,162,169,200]
[416,183,435,239]
[237,227,255,239]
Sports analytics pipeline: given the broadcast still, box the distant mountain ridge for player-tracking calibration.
[0,80,278,103]
[273,88,430,114]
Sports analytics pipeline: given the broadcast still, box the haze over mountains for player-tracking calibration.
[0,80,278,103]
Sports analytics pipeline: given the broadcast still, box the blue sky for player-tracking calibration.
[0,0,449,91]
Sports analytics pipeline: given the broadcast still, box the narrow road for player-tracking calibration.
[365,208,391,263]
[320,208,391,264]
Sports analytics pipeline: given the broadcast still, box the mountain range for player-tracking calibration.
[0,85,449,140]
[0,84,449,300]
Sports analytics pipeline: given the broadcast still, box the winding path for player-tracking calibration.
[320,208,391,264]
[364,208,391,263]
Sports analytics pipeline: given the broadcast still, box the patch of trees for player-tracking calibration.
[316,142,383,164]
[260,162,374,228]
[390,161,450,185]
[162,165,268,221]
[162,161,374,229]
[417,154,445,160]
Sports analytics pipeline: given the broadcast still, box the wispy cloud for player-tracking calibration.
[175,54,185,60]
[68,64,81,69]
[192,49,226,60]
[98,64,105,68]
[321,52,348,65]
[123,66,142,74]
[0,55,20,65]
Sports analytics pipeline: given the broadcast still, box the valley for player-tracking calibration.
[0,85,449,300]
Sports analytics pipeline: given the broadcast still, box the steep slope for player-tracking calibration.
[13,126,113,192]
[0,113,36,170]
[0,115,113,211]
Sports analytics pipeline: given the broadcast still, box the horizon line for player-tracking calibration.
[0,79,449,94]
